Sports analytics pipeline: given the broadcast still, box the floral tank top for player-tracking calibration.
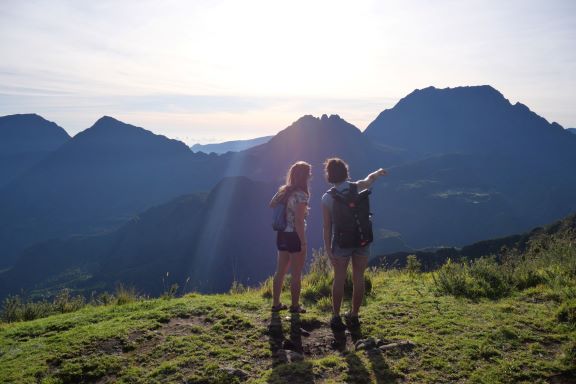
[284,190,309,232]
[270,188,309,232]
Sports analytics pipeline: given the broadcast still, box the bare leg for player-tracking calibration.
[331,256,350,316]
[289,249,306,307]
[351,255,368,316]
[273,251,291,307]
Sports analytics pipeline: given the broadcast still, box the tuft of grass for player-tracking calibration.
[1,289,86,323]
[115,284,138,305]
[229,280,248,294]
[557,300,576,325]
[406,254,422,276]
[433,256,511,300]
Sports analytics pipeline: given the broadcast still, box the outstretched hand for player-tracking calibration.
[375,168,387,177]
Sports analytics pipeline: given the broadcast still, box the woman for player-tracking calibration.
[321,157,387,331]
[269,161,311,313]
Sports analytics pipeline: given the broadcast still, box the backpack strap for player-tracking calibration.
[281,186,295,203]
[348,182,358,196]
[328,183,357,205]
[328,186,346,204]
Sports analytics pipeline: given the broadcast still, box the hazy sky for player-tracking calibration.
[1,0,575,144]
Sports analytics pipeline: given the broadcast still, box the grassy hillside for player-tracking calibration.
[1,251,574,383]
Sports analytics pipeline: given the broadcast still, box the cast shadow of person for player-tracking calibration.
[267,312,314,383]
[335,322,398,384]
[330,319,363,352]
[268,312,305,356]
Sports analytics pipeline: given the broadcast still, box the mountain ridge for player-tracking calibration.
[191,135,273,154]
[364,85,575,159]
[0,114,71,188]
[1,85,575,289]
[0,116,231,266]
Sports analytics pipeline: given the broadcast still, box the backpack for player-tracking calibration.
[328,182,374,248]
[271,189,292,231]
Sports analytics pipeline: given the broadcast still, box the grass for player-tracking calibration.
[0,240,574,383]
[0,271,573,383]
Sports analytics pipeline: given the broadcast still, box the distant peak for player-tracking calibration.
[393,85,510,112]
[1,113,49,123]
[294,114,345,125]
[408,85,504,98]
[92,115,127,127]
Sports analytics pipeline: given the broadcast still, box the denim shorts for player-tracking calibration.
[332,244,370,259]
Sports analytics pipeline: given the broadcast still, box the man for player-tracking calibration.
[321,158,387,331]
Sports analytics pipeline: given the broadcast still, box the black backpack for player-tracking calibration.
[328,183,374,248]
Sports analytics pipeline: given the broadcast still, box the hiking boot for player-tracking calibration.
[344,312,361,330]
[289,305,306,314]
[330,315,347,332]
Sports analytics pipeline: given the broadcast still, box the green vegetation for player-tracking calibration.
[434,235,575,301]
[1,237,575,383]
[1,285,139,323]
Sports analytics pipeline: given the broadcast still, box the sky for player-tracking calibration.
[0,0,575,144]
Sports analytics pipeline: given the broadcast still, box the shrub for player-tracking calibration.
[1,295,22,323]
[468,257,512,299]
[433,257,512,300]
[316,297,333,313]
[433,259,470,298]
[302,274,332,302]
[115,284,137,305]
[435,234,576,301]
[406,254,422,276]
[91,291,115,306]
[229,280,247,294]
[1,289,87,323]
[54,289,85,313]
[557,300,576,325]
[21,300,53,321]
[259,276,273,299]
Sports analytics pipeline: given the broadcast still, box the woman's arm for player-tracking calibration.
[356,168,387,190]
[294,202,307,248]
[322,204,332,258]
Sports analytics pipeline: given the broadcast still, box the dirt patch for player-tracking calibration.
[548,370,576,384]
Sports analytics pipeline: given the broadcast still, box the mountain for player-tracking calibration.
[2,86,576,294]
[235,114,411,254]
[0,177,277,298]
[0,114,406,296]
[0,114,70,188]
[245,114,407,179]
[363,86,576,249]
[364,85,576,162]
[191,135,273,154]
[568,128,576,134]
[0,116,231,266]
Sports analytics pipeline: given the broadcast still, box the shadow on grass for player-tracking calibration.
[345,350,399,384]
[267,312,284,359]
[367,348,400,384]
[342,322,401,383]
[345,352,371,383]
[267,312,315,383]
[266,361,315,384]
